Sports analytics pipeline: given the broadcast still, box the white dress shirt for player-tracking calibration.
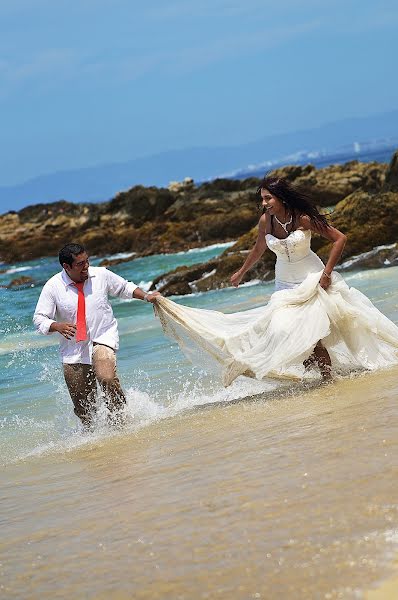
[33,266,138,364]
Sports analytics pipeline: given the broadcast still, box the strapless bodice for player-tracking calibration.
[265,229,312,262]
[266,229,324,288]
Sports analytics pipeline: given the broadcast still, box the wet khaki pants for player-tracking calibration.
[63,344,126,427]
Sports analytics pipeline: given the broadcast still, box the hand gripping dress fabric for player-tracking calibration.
[154,230,398,386]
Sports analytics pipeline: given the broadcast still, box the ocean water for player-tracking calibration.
[1,244,398,599]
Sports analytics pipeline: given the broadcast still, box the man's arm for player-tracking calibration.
[33,283,77,339]
[132,288,161,303]
[105,269,160,303]
[33,284,57,335]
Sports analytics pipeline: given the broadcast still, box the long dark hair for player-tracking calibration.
[257,176,329,229]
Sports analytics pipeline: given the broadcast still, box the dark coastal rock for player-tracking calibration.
[150,249,276,297]
[271,161,387,206]
[0,183,260,263]
[150,186,398,296]
[99,253,137,267]
[337,243,398,271]
[6,275,35,288]
[106,185,176,227]
[384,150,398,191]
[315,190,398,261]
[17,200,97,225]
[151,260,220,296]
[215,184,397,268]
[0,153,393,264]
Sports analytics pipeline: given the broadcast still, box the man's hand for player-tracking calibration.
[50,322,77,339]
[230,271,244,287]
[146,291,162,303]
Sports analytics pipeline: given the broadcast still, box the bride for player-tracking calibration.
[154,176,398,386]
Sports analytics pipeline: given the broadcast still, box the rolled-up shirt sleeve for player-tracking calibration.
[33,284,56,335]
[105,268,138,299]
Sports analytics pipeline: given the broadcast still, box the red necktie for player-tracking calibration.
[74,282,87,342]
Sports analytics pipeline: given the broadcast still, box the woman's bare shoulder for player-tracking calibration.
[259,212,267,224]
[297,214,311,229]
[259,212,271,226]
[258,212,271,233]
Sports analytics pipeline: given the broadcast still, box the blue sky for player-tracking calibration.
[1,0,397,186]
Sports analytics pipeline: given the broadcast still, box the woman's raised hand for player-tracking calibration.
[230,271,243,287]
[319,272,332,290]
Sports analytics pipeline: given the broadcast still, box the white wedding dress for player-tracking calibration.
[154,229,398,386]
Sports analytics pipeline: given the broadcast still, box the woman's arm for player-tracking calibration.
[300,215,347,290]
[230,214,268,287]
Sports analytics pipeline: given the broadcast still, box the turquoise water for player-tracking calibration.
[1,244,398,467]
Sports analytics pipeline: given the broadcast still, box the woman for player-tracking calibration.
[154,177,398,386]
[230,176,347,380]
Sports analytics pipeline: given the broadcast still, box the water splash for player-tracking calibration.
[0,368,279,467]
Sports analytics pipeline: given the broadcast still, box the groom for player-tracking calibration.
[33,242,160,428]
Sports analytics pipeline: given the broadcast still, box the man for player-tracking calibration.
[33,242,160,428]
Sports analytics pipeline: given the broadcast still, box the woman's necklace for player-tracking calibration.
[274,212,292,234]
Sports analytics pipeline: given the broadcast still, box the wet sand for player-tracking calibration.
[1,368,398,599]
[366,561,398,599]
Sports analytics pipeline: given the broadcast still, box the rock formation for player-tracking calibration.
[0,160,388,265]
[2,275,35,289]
[148,159,398,296]
[270,160,387,206]
[1,155,397,296]
[337,243,398,271]
[384,149,398,191]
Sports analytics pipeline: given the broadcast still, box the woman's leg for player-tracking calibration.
[303,341,332,380]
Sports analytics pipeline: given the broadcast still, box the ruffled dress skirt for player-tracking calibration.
[154,270,398,386]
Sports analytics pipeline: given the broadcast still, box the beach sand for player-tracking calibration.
[1,367,398,599]
[366,559,398,599]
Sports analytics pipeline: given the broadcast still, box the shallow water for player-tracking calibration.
[1,369,398,599]
[1,251,398,598]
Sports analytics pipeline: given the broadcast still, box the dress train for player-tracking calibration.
[154,270,398,386]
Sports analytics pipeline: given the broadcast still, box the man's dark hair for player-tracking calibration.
[59,243,86,267]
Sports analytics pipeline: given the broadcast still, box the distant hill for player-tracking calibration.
[1,110,398,213]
